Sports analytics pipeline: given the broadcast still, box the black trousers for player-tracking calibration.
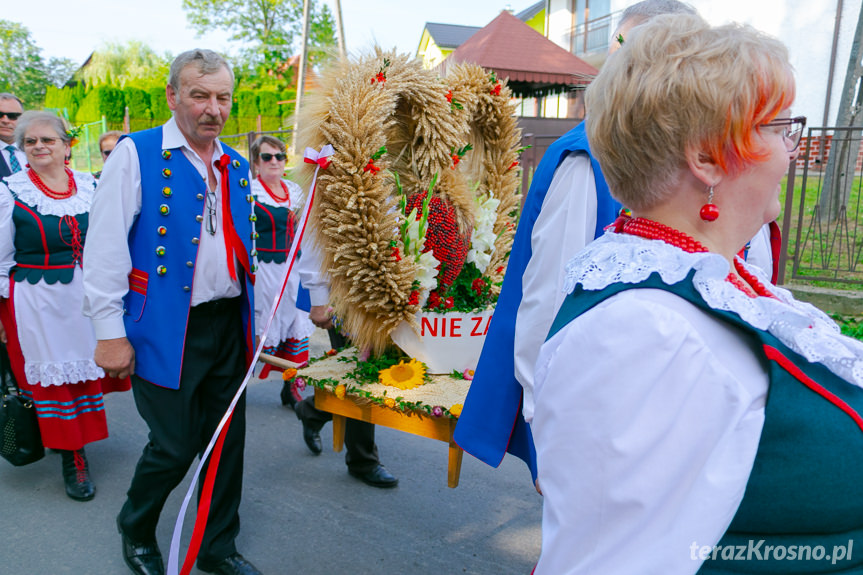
[118,297,247,565]
[294,327,380,474]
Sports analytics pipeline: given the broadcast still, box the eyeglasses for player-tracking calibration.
[205,189,218,236]
[259,152,286,162]
[23,136,60,147]
[0,112,21,120]
[760,116,807,152]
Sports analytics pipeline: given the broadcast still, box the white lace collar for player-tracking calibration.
[251,178,303,208]
[3,169,95,217]
[564,232,863,388]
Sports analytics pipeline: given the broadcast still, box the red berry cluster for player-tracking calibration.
[405,191,471,288]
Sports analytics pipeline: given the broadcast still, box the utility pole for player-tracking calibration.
[291,0,312,154]
[334,0,347,58]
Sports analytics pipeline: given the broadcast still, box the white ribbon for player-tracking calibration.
[167,144,334,575]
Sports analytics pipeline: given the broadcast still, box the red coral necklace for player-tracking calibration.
[258,177,290,206]
[28,167,76,200]
[618,216,775,299]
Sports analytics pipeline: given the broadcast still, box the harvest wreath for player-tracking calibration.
[294,48,522,376]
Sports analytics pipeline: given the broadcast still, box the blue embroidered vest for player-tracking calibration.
[454,120,621,480]
[549,272,863,574]
[123,127,256,389]
[11,195,88,285]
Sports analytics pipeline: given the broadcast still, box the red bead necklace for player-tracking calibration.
[618,216,775,299]
[28,167,77,200]
[258,177,291,206]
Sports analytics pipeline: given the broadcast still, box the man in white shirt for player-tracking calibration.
[83,50,262,575]
[0,94,26,178]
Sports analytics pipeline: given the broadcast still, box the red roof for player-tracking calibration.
[440,10,597,91]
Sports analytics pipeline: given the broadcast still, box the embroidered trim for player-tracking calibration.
[3,169,95,216]
[252,179,303,208]
[564,233,863,388]
[25,358,105,388]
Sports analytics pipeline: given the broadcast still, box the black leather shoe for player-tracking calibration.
[301,420,322,455]
[198,553,262,575]
[280,379,298,410]
[118,524,164,575]
[60,448,95,501]
[349,464,399,488]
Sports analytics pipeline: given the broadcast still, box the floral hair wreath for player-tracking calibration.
[296,48,522,354]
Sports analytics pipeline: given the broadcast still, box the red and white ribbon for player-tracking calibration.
[167,144,334,575]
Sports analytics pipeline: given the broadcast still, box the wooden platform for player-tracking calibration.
[314,387,464,488]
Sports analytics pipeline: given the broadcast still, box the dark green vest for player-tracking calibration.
[10,195,89,285]
[550,272,863,574]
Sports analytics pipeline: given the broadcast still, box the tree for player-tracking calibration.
[182,0,336,88]
[183,0,301,70]
[307,1,337,66]
[819,6,863,222]
[81,41,171,89]
[0,20,50,107]
[46,57,79,88]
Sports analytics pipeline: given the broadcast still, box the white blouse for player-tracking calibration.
[532,232,863,574]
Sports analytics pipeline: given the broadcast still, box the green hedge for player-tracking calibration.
[76,86,125,124]
[125,88,151,120]
[149,87,171,121]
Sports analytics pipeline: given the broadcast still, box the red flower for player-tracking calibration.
[508,160,519,170]
[372,71,386,84]
[391,246,401,261]
[428,291,441,309]
[496,266,505,274]
[471,278,485,295]
[407,290,419,306]
[446,90,453,103]
[444,296,455,309]
[363,159,380,174]
[451,154,460,169]
[491,83,502,96]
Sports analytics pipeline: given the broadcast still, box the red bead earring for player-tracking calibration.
[64,158,70,165]
[700,184,719,222]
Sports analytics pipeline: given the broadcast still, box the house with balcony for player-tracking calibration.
[544,0,861,130]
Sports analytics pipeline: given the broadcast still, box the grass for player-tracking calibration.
[779,170,863,290]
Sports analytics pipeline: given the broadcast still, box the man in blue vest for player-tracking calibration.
[83,50,261,575]
[453,0,698,486]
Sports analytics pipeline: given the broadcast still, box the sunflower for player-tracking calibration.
[378,359,426,390]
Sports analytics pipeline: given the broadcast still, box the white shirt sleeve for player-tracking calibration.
[296,230,329,306]
[514,152,597,422]
[81,136,142,340]
[744,223,773,279]
[532,288,768,575]
[0,183,15,298]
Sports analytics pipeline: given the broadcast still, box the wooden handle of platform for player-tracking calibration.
[258,353,303,370]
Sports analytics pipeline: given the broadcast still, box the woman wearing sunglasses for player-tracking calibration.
[0,111,129,501]
[250,135,315,405]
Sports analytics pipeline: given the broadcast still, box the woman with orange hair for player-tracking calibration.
[532,14,863,574]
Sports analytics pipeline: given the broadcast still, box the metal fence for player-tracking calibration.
[782,126,863,286]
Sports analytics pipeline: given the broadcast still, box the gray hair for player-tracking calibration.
[0,93,23,107]
[168,49,234,92]
[620,0,697,26]
[98,130,124,149]
[14,111,71,148]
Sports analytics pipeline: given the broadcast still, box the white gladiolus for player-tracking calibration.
[467,195,500,273]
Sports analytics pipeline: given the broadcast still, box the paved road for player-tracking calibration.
[0,330,541,575]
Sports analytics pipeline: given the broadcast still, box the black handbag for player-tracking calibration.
[0,349,44,466]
